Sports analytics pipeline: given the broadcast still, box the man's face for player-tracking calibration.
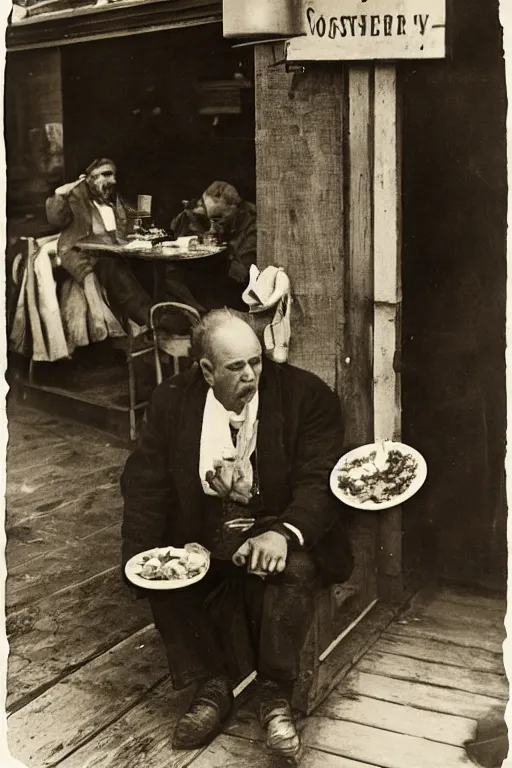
[185,198,209,233]
[203,194,237,237]
[86,163,117,203]
[201,321,262,413]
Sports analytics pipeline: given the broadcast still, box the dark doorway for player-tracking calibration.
[61,22,256,228]
[401,0,507,592]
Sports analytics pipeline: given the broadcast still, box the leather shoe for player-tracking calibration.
[259,680,301,761]
[173,676,233,750]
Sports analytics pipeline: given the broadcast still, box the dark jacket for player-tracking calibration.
[46,181,129,284]
[224,200,257,285]
[121,360,354,583]
[166,199,257,312]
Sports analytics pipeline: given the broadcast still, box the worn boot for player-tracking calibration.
[259,679,301,762]
[172,675,233,750]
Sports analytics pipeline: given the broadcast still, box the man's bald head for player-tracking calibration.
[193,309,262,413]
[191,309,257,360]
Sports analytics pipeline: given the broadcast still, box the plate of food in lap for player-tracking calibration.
[330,440,427,511]
[125,543,210,590]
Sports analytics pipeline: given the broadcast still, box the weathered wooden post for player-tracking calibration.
[373,63,404,601]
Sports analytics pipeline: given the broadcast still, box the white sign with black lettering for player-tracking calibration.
[286,0,446,61]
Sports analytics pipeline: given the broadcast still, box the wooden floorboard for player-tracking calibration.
[53,678,201,768]
[7,569,153,712]
[357,651,508,700]
[435,586,506,613]
[7,480,122,533]
[7,626,169,768]
[379,630,505,674]
[338,669,506,720]
[190,734,378,768]
[7,462,121,524]
[389,613,504,654]
[311,696,476,746]
[7,442,70,471]
[301,717,475,768]
[6,477,122,568]
[7,523,121,610]
[226,691,475,749]
[417,599,506,630]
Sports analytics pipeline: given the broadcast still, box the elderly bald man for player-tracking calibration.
[121,309,353,759]
[46,158,156,329]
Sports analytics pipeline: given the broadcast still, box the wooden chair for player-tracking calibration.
[112,327,154,443]
[12,235,153,443]
[149,302,201,385]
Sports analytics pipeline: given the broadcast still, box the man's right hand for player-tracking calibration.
[233,531,288,576]
[54,176,86,196]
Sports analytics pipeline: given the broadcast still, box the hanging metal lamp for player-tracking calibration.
[222,0,306,40]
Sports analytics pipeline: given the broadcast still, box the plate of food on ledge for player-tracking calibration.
[125,543,210,590]
[330,440,427,511]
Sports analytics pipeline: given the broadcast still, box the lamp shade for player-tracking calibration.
[223,0,306,39]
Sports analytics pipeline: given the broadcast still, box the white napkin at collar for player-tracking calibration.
[199,388,259,497]
[242,265,292,364]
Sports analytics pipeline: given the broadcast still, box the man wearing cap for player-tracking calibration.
[121,309,353,761]
[164,181,257,313]
[46,158,154,328]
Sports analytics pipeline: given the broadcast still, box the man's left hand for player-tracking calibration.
[233,531,288,575]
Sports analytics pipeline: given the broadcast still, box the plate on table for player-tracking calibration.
[330,440,427,511]
[156,244,225,260]
[125,543,210,590]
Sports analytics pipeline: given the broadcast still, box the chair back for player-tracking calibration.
[149,301,201,331]
[150,302,201,382]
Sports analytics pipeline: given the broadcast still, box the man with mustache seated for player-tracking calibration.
[46,158,158,330]
[121,309,353,761]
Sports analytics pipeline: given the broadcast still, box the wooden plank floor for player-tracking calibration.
[6,405,508,768]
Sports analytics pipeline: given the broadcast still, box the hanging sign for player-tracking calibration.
[286,0,446,61]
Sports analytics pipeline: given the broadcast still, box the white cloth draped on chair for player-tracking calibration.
[9,236,138,362]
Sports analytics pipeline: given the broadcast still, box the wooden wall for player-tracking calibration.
[254,48,344,391]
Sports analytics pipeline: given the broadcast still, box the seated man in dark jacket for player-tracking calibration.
[121,310,353,760]
[46,158,155,328]
[164,181,257,314]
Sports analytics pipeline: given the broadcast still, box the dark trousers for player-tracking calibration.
[149,552,320,690]
[95,255,153,326]
[164,256,248,315]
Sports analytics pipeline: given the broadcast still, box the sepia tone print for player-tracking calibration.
[3,1,508,766]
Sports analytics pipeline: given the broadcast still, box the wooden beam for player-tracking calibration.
[6,0,222,51]
[337,64,374,448]
[373,64,404,602]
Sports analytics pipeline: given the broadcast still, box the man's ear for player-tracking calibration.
[199,358,215,387]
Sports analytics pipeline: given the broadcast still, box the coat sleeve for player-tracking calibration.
[227,212,257,284]
[120,383,175,568]
[46,194,95,284]
[46,194,73,229]
[278,376,347,548]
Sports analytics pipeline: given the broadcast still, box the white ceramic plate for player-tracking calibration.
[330,440,427,511]
[125,543,210,590]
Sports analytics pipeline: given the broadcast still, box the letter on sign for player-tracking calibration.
[286,0,446,61]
